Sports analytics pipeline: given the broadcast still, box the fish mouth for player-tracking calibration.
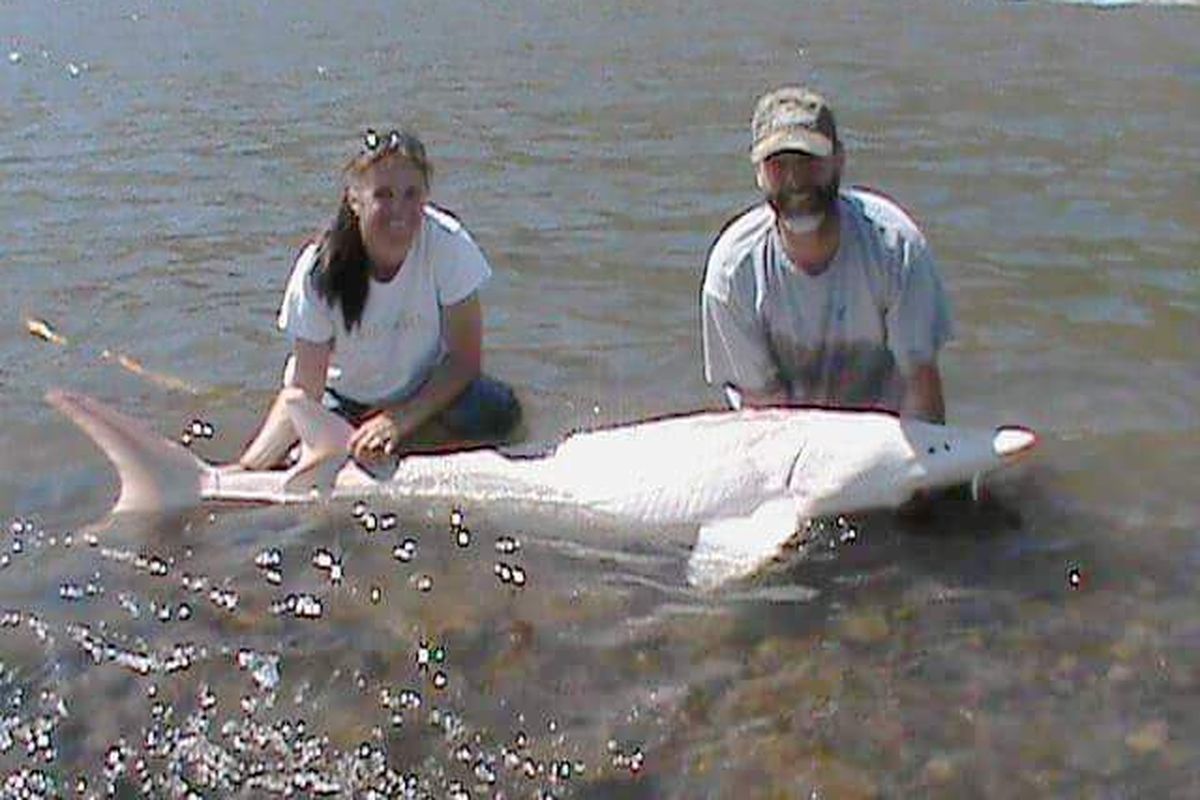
[992,426,1038,460]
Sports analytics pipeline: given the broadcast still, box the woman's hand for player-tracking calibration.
[350,407,427,462]
[349,410,414,462]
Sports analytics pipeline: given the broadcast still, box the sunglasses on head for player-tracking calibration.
[363,128,403,153]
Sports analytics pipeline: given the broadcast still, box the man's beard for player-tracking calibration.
[768,178,840,234]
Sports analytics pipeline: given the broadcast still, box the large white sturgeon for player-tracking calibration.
[46,388,1037,586]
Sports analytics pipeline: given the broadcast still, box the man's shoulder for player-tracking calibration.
[842,186,928,252]
[706,204,773,276]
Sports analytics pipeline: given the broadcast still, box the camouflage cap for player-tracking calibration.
[750,87,838,162]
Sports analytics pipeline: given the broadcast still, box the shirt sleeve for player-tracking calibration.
[885,243,954,374]
[277,243,335,344]
[435,225,492,306]
[701,258,782,398]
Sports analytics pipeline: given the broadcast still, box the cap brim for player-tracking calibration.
[751,129,834,162]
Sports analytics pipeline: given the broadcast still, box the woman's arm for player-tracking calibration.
[348,293,482,459]
[237,338,332,469]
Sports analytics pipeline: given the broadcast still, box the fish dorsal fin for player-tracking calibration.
[687,498,803,589]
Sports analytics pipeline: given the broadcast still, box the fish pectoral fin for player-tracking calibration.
[282,448,348,495]
[282,388,353,453]
[278,389,354,496]
[687,498,802,590]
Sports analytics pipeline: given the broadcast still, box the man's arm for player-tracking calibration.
[901,362,946,424]
[884,239,952,424]
[701,275,784,409]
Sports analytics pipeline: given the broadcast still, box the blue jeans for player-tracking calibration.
[323,375,522,442]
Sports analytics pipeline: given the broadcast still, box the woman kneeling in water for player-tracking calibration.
[235,128,521,472]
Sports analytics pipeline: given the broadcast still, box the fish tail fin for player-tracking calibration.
[46,389,210,514]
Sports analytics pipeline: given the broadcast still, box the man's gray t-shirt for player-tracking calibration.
[701,187,953,411]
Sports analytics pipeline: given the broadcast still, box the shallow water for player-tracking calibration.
[2,0,1198,796]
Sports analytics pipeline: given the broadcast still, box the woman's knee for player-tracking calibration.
[440,376,522,440]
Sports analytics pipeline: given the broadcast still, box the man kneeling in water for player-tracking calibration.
[701,87,954,423]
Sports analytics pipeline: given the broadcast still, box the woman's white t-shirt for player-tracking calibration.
[277,205,491,404]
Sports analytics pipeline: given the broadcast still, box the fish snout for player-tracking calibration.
[992,426,1038,460]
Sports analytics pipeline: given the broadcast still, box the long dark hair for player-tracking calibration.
[311,130,432,332]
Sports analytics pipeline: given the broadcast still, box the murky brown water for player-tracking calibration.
[2,0,1198,796]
